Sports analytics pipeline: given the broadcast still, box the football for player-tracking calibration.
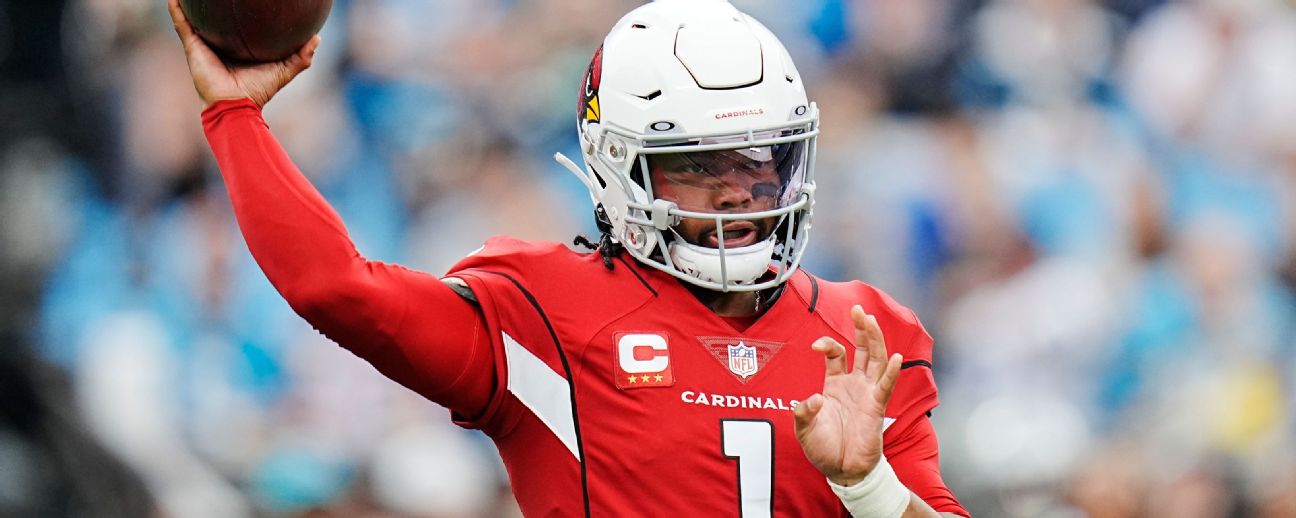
[179,0,332,62]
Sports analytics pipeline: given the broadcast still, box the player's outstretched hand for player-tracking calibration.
[794,305,903,487]
[167,0,320,108]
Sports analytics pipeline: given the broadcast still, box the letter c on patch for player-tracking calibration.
[618,333,669,374]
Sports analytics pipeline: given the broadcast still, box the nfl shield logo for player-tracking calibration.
[727,342,759,378]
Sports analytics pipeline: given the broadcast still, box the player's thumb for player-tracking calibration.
[794,394,823,430]
[281,36,320,80]
[256,36,320,106]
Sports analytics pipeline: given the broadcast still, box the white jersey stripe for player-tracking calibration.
[503,331,581,460]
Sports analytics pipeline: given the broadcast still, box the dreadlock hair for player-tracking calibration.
[573,205,622,270]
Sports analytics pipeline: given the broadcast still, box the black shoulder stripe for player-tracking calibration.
[480,271,592,518]
[615,255,658,297]
[806,273,819,313]
[901,359,932,370]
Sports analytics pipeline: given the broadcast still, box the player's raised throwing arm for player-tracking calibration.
[168,0,495,417]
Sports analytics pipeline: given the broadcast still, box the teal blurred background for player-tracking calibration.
[1,0,1294,516]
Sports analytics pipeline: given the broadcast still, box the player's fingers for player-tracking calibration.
[793,393,823,431]
[168,0,197,46]
[858,310,888,380]
[875,354,903,406]
[168,0,224,71]
[813,337,848,376]
[850,306,870,374]
[167,0,185,27]
[851,306,886,376]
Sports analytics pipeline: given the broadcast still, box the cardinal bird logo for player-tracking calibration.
[578,45,603,124]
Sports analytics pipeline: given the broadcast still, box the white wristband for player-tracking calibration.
[828,455,910,518]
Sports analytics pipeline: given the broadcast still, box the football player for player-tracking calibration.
[169,0,968,515]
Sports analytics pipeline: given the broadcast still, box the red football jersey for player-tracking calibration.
[446,237,965,517]
[199,100,965,517]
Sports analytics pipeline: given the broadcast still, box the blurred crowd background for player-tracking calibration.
[2,0,1295,516]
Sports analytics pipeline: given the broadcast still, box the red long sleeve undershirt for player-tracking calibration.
[202,98,496,417]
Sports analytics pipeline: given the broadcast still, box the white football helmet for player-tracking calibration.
[555,0,819,292]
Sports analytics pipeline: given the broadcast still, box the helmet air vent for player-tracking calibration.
[674,20,763,89]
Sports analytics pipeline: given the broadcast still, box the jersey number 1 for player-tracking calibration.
[722,419,774,518]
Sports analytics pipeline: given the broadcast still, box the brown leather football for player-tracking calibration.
[179,0,332,62]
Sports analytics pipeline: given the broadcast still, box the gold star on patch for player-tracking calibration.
[628,375,637,384]
[640,375,651,383]
[654,375,664,382]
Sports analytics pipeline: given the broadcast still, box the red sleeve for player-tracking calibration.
[202,98,495,417]
[885,414,970,517]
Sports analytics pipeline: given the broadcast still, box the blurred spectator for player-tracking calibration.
[0,340,156,517]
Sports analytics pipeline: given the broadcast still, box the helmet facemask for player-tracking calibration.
[564,116,819,292]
